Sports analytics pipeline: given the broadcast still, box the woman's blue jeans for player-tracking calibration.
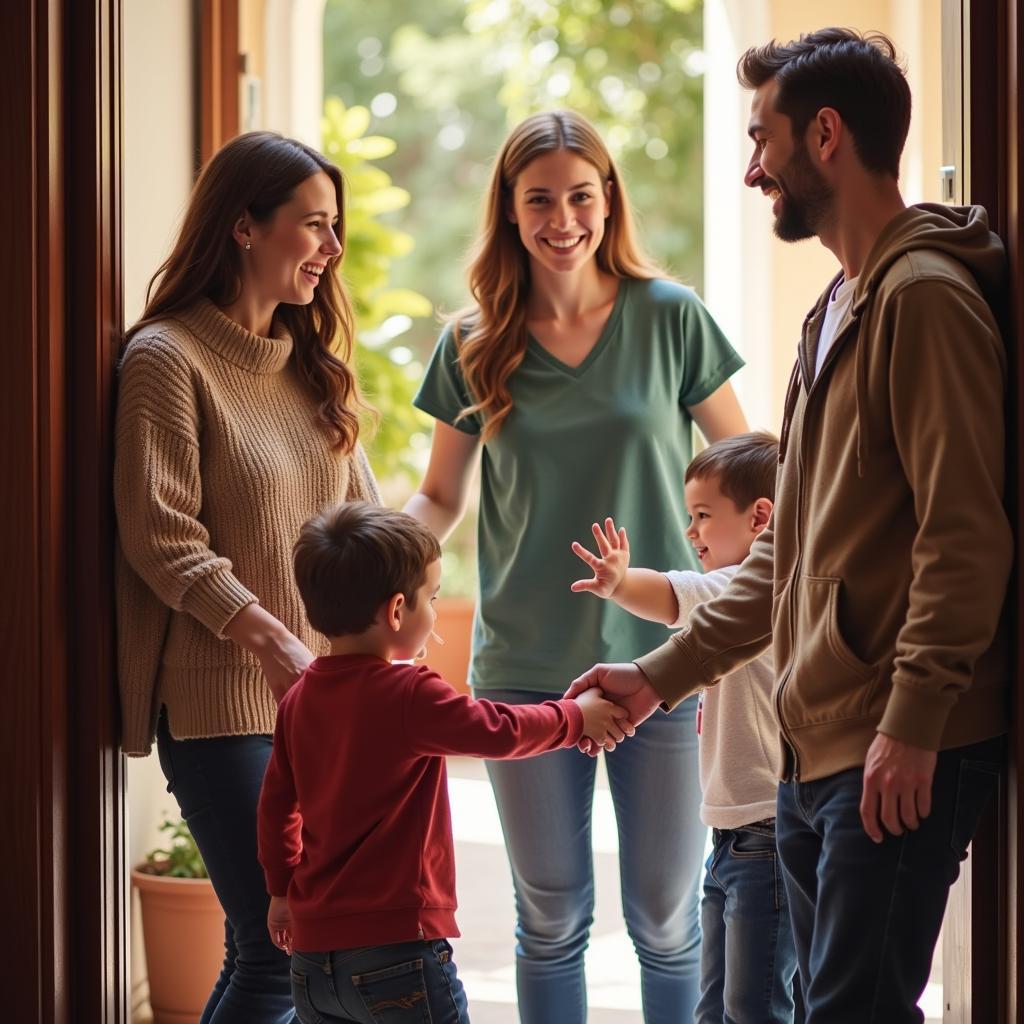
[156,709,294,1024]
[482,690,706,1024]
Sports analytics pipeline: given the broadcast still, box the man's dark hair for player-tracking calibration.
[738,28,911,178]
[293,501,442,637]
[686,431,779,510]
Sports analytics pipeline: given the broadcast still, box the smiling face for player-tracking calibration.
[508,149,611,275]
[684,475,768,571]
[744,78,834,242]
[240,170,343,309]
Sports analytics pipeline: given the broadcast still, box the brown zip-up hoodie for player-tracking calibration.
[637,204,1011,781]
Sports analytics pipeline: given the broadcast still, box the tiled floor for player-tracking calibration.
[134,754,943,1023]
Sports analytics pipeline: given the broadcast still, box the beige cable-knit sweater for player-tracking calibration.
[115,299,380,755]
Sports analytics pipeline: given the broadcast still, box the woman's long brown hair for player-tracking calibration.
[125,131,364,452]
[452,110,664,440]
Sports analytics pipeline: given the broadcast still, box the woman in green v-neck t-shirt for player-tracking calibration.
[406,111,747,1024]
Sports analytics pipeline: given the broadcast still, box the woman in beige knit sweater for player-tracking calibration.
[115,131,379,1023]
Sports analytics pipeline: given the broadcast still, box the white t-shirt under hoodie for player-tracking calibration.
[666,565,779,829]
[815,274,859,378]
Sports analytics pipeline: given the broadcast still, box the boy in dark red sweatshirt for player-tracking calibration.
[257,501,631,1023]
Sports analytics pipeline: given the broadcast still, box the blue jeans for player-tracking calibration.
[695,819,799,1024]
[289,941,469,1023]
[156,709,294,1023]
[482,690,706,1024]
[776,737,1003,1024]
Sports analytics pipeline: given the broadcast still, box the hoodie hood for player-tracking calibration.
[853,203,1005,311]
[779,204,1006,475]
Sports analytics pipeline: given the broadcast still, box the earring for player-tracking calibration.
[244,240,252,251]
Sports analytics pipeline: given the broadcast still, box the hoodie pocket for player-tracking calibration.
[783,576,876,725]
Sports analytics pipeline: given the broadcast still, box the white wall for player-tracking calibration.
[123,0,196,1009]
[703,0,774,432]
[260,0,328,145]
[123,0,195,326]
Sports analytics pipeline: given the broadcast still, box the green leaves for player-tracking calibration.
[143,818,209,879]
[322,95,435,484]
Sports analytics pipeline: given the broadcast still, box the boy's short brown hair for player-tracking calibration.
[293,501,442,637]
[685,431,779,509]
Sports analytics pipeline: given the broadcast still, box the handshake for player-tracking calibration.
[564,662,662,757]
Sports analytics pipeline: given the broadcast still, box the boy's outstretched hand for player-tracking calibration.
[571,518,630,598]
[574,686,635,752]
[267,894,293,955]
[567,664,662,757]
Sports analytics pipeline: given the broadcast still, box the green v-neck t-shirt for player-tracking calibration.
[413,277,744,694]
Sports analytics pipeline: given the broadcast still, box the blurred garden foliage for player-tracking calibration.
[324,0,704,595]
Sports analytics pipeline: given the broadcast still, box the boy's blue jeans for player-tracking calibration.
[156,709,294,1024]
[695,819,800,1024]
[481,689,706,1024]
[776,736,1002,1024]
[289,941,469,1023]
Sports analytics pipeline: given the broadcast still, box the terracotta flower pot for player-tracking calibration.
[426,597,475,694]
[132,868,223,1024]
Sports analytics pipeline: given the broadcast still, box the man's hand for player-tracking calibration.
[565,662,661,756]
[267,895,293,955]
[859,733,938,843]
[570,518,630,599]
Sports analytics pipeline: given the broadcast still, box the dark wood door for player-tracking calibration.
[943,0,1024,1021]
[0,0,126,1020]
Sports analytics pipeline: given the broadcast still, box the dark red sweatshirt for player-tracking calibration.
[257,653,584,951]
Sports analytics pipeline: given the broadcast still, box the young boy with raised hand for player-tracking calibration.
[257,501,631,1024]
[571,432,799,1024]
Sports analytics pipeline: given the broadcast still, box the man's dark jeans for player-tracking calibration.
[776,737,1002,1024]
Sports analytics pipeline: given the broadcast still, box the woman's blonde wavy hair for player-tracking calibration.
[451,110,665,440]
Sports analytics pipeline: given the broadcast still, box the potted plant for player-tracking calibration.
[132,818,223,1024]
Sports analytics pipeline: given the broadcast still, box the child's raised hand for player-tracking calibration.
[570,518,630,599]
[574,685,635,752]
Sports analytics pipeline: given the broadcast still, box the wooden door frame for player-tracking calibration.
[996,0,1024,1014]
[954,0,1024,1020]
[2,1,1022,1020]
[66,0,128,1019]
[199,0,241,164]
[1,0,125,1019]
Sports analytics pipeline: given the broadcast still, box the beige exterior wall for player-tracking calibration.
[123,0,196,1011]
[705,0,945,431]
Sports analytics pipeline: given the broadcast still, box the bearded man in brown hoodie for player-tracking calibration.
[568,28,1011,1024]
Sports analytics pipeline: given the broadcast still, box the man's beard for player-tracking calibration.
[773,143,834,242]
